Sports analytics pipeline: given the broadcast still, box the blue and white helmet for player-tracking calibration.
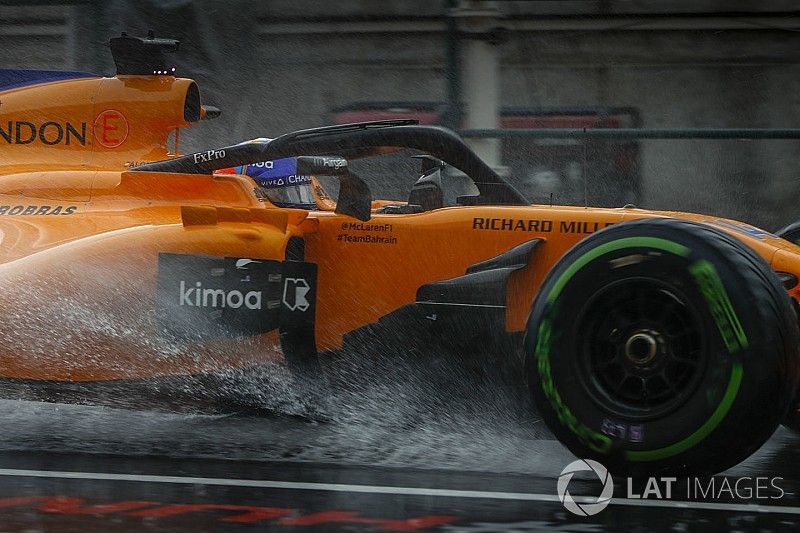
[232,149,316,209]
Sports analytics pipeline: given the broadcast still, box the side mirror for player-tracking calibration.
[408,155,444,211]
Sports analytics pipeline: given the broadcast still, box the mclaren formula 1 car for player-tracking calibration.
[2,34,800,477]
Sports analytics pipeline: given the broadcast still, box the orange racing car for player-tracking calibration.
[2,34,800,477]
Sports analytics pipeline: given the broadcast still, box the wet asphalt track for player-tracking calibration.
[0,355,798,531]
[0,403,798,531]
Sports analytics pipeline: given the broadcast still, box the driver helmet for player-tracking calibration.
[232,157,317,209]
[217,137,316,209]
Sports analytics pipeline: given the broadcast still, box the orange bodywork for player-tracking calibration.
[2,72,800,383]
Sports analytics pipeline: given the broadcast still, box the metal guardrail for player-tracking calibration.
[459,128,800,139]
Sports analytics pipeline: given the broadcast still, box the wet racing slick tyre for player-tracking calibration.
[525,218,800,476]
[776,221,800,247]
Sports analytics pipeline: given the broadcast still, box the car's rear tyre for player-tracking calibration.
[525,218,799,476]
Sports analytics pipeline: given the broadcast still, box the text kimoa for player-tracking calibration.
[179,281,262,310]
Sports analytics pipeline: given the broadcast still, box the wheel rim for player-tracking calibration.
[576,277,707,419]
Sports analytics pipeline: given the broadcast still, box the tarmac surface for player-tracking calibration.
[0,358,798,532]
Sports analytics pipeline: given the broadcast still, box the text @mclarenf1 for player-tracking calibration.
[337,221,398,245]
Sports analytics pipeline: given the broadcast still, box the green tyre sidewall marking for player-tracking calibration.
[688,260,749,353]
[535,317,613,454]
[536,234,745,462]
[546,237,690,304]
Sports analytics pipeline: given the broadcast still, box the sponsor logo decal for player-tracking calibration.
[235,258,260,269]
[318,156,346,169]
[259,174,313,188]
[157,253,282,338]
[192,148,226,164]
[0,121,86,145]
[472,218,616,234]
[0,205,76,216]
[248,157,297,177]
[283,278,310,312]
[93,109,129,148]
[156,253,317,339]
[178,281,262,310]
[253,176,313,200]
[473,217,553,232]
[235,258,261,282]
